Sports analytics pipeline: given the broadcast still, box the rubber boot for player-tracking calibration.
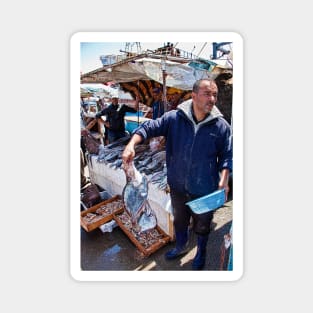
[192,234,209,270]
[165,231,189,260]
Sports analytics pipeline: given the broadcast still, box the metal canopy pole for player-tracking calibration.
[137,80,140,126]
[161,58,168,112]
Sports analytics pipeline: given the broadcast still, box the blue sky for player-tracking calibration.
[80,42,215,74]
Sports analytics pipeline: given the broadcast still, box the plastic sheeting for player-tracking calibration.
[81,57,221,91]
[129,58,218,90]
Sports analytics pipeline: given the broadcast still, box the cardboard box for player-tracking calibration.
[81,195,123,232]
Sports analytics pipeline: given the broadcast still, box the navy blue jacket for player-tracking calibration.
[134,99,232,197]
[96,103,137,132]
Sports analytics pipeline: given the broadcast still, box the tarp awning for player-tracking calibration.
[81,56,229,103]
[81,57,223,90]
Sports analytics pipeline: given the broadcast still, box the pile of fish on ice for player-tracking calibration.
[96,136,168,192]
[95,135,168,233]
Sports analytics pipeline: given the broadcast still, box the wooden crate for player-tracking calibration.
[81,195,123,232]
[113,209,171,257]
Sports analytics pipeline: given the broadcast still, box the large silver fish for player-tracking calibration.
[122,161,157,232]
[137,201,157,232]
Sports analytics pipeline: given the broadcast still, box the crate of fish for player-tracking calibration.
[80,195,124,232]
[113,209,171,257]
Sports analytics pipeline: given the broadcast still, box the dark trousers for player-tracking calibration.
[170,190,214,235]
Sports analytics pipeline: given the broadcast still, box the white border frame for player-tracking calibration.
[70,32,243,281]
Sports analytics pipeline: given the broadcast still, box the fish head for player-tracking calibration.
[137,209,157,233]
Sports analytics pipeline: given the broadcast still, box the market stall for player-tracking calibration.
[86,154,174,239]
[80,47,233,243]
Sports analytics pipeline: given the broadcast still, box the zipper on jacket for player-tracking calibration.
[184,120,197,191]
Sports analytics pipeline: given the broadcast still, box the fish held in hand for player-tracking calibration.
[122,161,157,233]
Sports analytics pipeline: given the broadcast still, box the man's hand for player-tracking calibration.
[122,143,136,165]
[122,133,143,165]
[218,169,230,201]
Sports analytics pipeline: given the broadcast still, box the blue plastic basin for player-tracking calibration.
[186,189,225,214]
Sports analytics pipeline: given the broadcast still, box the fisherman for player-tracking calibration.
[96,96,139,144]
[144,87,164,120]
[122,79,232,270]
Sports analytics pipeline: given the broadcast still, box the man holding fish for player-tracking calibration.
[122,79,232,270]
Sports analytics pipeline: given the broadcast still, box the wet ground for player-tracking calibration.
[81,198,233,271]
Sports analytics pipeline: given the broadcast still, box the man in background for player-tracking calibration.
[96,96,139,143]
[144,87,164,120]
